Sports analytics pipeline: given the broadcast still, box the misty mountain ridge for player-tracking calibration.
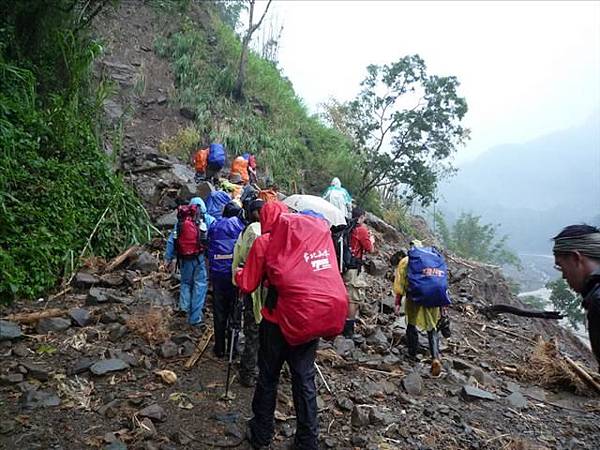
[439,111,600,253]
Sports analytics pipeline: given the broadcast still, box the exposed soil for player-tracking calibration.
[1,1,599,449]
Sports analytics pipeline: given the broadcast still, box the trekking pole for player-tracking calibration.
[224,290,244,399]
[314,362,332,394]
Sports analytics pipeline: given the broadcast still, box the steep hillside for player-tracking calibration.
[440,113,600,252]
[1,2,599,450]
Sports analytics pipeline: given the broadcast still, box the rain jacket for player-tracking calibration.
[232,221,264,323]
[393,250,440,332]
[165,198,216,262]
[234,201,288,324]
[322,177,352,217]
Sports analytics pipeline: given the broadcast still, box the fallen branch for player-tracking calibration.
[358,366,404,378]
[482,304,563,320]
[105,246,139,272]
[185,328,214,369]
[563,354,600,394]
[2,308,67,324]
[484,324,536,344]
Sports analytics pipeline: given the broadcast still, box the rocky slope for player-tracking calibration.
[1,1,599,449]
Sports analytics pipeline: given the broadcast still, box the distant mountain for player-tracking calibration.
[439,112,600,253]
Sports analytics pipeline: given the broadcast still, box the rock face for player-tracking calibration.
[131,251,158,274]
[0,320,22,341]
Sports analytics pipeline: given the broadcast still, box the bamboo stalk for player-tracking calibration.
[2,308,66,324]
[185,329,214,369]
[563,354,600,394]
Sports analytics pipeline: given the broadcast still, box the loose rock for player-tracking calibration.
[69,308,92,327]
[138,403,167,422]
[90,358,129,375]
[403,370,423,396]
[460,385,498,402]
[0,320,22,341]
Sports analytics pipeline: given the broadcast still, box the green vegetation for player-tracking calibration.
[435,212,520,267]
[0,0,152,303]
[154,13,362,200]
[520,295,546,311]
[546,278,585,328]
[322,55,469,205]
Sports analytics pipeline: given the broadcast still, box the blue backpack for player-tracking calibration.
[207,216,245,276]
[205,191,231,220]
[407,246,452,307]
[208,143,226,170]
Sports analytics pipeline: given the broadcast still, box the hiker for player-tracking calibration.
[552,224,600,368]
[322,177,352,218]
[192,146,209,182]
[235,203,347,450]
[208,202,245,357]
[248,153,258,184]
[204,143,226,183]
[231,155,250,184]
[393,240,451,376]
[164,197,216,326]
[232,199,265,386]
[342,206,375,338]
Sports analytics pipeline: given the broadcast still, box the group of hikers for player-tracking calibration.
[161,143,600,450]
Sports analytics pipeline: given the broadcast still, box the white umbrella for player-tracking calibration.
[283,194,347,226]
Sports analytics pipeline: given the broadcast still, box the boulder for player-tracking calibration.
[20,389,61,410]
[505,391,528,409]
[156,210,178,229]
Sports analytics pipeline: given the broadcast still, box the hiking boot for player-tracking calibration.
[342,319,355,339]
[246,424,270,450]
[431,358,442,377]
[239,374,256,388]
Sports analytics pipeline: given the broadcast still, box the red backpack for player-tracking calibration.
[265,213,348,345]
[176,204,208,257]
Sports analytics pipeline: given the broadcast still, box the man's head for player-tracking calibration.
[552,224,600,293]
[352,206,366,223]
[223,201,242,219]
[246,199,264,223]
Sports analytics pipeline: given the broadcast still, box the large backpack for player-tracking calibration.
[331,219,361,273]
[207,217,245,276]
[207,143,226,170]
[176,204,208,257]
[265,213,348,345]
[407,246,452,307]
[205,191,231,219]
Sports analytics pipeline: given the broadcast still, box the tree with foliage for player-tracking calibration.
[435,212,520,267]
[322,55,469,205]
[546,278,585,329]
[214,0,248,30]
[233,0,272,100]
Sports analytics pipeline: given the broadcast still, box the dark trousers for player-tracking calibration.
[240,294,259,380]
[249,320,319,450]
[212,275,238,357]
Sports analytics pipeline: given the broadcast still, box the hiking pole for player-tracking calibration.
[314,362,332,394]
[224,290,244,399]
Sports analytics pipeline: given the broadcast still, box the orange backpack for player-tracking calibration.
[258,189,278,203]
[230,156,249,184]
[194,148,209,172]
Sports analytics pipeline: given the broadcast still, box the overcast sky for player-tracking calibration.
[252,1,600,164]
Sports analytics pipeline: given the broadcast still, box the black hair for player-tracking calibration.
[352,206,365,219]
[552,224,599,240]
[390,249,407,267]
